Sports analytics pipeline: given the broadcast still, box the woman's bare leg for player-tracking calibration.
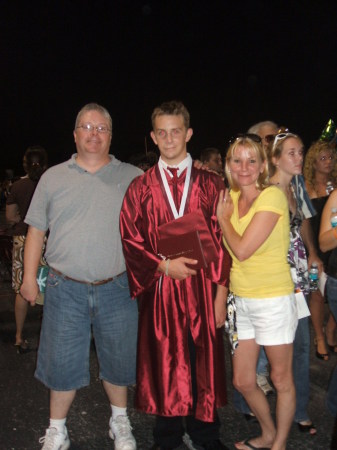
[15,293,29,345]
[233,339,276,449]
[265,343,295,450]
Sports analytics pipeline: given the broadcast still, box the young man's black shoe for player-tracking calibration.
[188,439,230,450]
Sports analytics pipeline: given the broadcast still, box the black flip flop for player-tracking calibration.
[14,340,31,354]
[237,437,271,450]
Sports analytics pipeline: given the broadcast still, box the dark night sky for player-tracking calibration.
[1,0,337,177]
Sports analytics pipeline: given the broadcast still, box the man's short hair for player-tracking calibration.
[247,120,278,135]
[151,100,190,130]
[199,147,221,163]
[23,145,48,181]
[75,103,113,133]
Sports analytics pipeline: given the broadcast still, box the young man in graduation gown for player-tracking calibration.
[120,100,231,450]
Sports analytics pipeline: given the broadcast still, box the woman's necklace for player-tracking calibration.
[270,179,296,214]
[313,179,332,197]
[286,184,296,214]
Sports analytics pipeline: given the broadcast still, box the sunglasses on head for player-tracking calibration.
[273,132,296,145]
[264,127,290,144]
[229,133,262,145]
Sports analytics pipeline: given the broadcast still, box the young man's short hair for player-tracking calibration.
[151,100,190,130]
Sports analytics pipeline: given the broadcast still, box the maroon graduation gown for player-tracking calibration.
[120,164,231,421]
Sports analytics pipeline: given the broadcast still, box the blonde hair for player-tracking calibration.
[225,136,269,191]
[269,133,301,177]
[303,140,337,190]
[247,120,278,135]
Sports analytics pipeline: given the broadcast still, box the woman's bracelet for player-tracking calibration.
[333,227,337,240]
[165,258,171,276]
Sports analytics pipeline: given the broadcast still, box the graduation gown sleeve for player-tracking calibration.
[120,171,163,298]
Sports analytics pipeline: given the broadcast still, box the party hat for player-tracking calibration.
[319,119,336,142]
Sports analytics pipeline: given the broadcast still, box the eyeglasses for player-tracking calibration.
[229,133,262,145]
[76,123,111,134]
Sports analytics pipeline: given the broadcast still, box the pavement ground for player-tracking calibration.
[1,277,337,450]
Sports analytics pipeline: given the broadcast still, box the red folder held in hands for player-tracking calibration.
[157,209,218,270]
[158,230,207,269]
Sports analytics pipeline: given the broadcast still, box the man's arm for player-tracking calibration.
[293,175,323,273]
[6,203,21,226]
[20,226,46,306]
[300,218,323,275]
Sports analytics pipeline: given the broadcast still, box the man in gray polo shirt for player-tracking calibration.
[20,103,142,450]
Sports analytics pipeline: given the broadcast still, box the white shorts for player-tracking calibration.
[235,293,298,346]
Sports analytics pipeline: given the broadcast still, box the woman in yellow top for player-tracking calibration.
[217,134,296,450]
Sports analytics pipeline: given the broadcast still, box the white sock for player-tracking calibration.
[49,418,66,433]
[111,404,127,420]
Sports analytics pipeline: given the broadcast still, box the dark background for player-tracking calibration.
[1,0,337,177]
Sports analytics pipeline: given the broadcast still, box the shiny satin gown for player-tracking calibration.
[120,164,231,421]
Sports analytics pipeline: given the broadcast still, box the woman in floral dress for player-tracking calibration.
[269,132,318,435]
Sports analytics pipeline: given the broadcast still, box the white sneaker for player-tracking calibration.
[256,374,274,396]
[109,415,136,450]
[39,426,70,450]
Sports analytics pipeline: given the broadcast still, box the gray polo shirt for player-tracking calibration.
[25,154,142,282]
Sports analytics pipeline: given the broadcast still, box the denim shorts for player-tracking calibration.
[35,269,138,391]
